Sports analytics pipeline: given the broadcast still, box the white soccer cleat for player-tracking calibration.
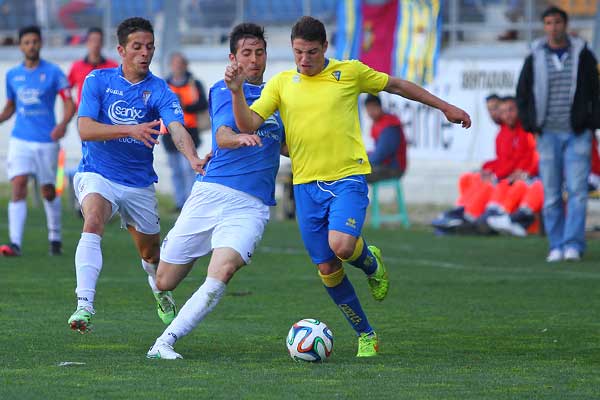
[146,340,183,360]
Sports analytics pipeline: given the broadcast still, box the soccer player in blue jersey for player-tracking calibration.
[146,23,286,360]
[0,25,76,257]
[67,17,206,334]
[225,16,471,357]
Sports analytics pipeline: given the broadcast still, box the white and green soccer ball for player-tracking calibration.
[286,318,333,362]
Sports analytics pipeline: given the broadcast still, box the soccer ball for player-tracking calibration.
[286,318,333,362]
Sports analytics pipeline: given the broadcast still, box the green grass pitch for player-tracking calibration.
[1,192,599,399]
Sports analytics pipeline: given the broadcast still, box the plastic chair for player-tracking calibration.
[370,178,410,228]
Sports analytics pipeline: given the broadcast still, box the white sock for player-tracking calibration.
[43,197,62,242]
[8,200,27,247]
[141,259,159,293]
[157,277,226,346]
[75,232,102,310]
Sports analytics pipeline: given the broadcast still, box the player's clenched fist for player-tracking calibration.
[224,61,246,93]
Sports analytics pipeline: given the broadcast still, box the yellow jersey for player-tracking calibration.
[251,59,389,184]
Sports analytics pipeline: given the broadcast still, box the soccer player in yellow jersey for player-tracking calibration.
[225,16,471,357]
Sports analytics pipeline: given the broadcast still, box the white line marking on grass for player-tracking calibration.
[257,245,600,279]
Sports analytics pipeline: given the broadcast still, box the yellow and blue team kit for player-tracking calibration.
[251,58,389,263]
[251,58,389,184]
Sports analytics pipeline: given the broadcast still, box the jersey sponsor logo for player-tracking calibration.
[17,87,42,105]
[13,75,25,82]
[117,137,144,145]
[255,114,283,142]
[171,101,183,115]
[331,70,341,81]
[108,100,146,125]
[105,88,124,96]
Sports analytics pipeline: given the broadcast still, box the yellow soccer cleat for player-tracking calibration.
[367,245,389,301]
[356,332,379,357]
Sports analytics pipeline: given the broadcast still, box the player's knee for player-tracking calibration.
[141,252,160,265]
[210,261,241,284]
[82,213,106,235]
[11,176,28,200]
[329,235,356,260]
[330,242,355,260]
[41,186,56,201]
[155,273,175,291]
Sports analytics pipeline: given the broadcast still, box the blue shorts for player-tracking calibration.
[293,175,370,264]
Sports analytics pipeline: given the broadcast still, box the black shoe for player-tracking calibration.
[431,207,465,229]
[49,241,62,256]
[510,209,535,229]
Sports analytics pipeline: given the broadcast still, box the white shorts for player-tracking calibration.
[160,181,270,265]
[73,172,160,235]
[6,137,60,185]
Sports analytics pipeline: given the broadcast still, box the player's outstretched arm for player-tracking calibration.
[384,76,471,128]
[0,99,15,124]
[216,126,262,149]
[224,62,264,132]
[51,96,76,141]
[78,117,164,148]
[168,121,207,174]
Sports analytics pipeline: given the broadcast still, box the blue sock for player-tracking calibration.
[324,276,373,335]
[345,237,378,275]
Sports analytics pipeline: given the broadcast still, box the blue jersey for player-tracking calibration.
[200,80,285,206]
[5,59,70,143]
[77,66,184,187]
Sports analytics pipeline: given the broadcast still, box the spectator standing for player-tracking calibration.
[163,52,208,212]
[516,6,600,262]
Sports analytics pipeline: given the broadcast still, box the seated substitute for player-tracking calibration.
[364,94,407,183]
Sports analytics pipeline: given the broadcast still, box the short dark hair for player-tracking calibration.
[541,6,568,24]
[117,17,153,47]
[291,16,327,44]
[87,27,103,37]
[500,95,516,103]
[364,94,382,107]
[485,94,500,102]
[229,23,266,54]
[18,25,41,42]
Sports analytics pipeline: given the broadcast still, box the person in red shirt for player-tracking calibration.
[364,94,407,183]
[67,27,118,108]
[66,27,118,217]
[433,96,539,232]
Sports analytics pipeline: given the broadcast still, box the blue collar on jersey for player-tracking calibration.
[297,58,329,74]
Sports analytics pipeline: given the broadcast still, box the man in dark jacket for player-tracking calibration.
[516,6,599,263]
